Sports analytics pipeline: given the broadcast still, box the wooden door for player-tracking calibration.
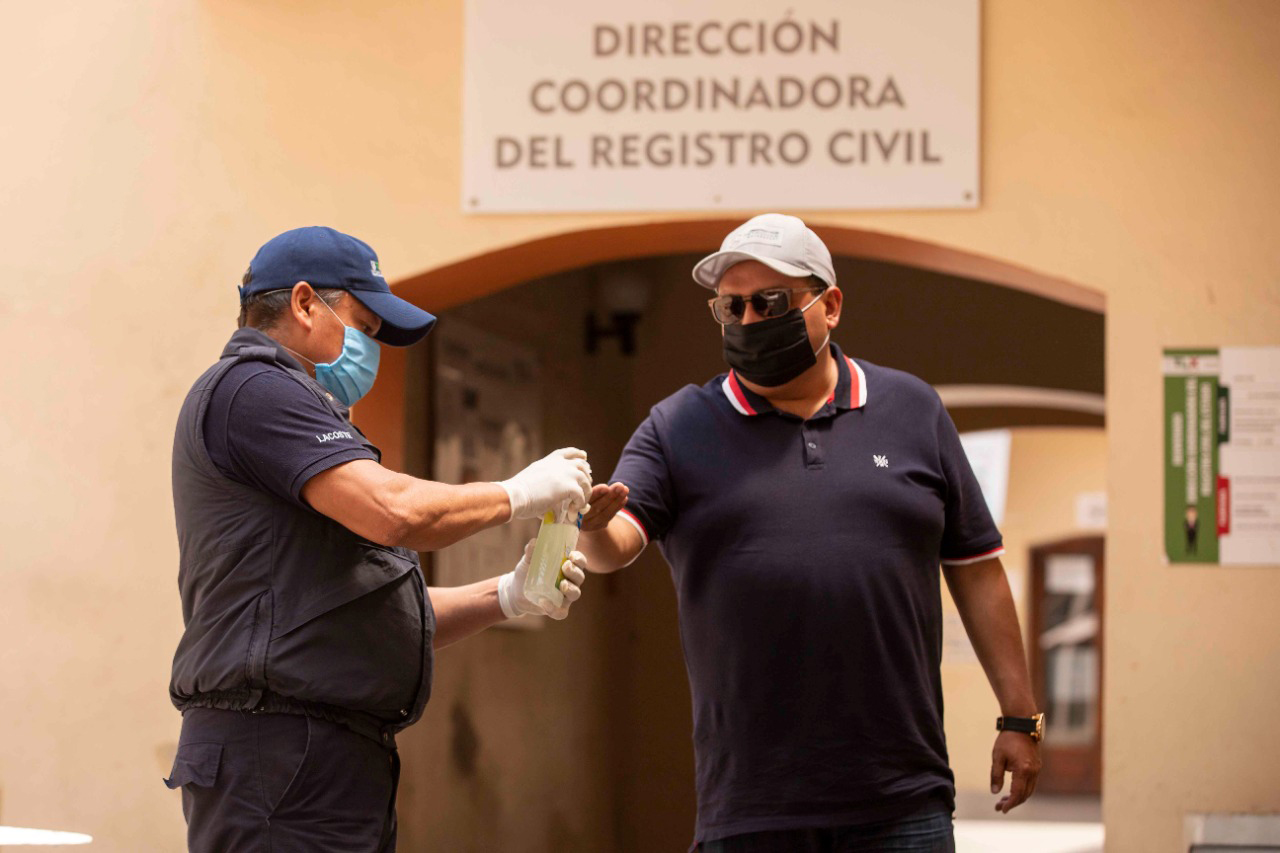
[1029,536,1104,795]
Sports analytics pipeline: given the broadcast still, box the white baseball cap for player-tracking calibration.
[692,213,836,290]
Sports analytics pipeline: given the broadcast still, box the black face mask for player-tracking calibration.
[722,297,829,387]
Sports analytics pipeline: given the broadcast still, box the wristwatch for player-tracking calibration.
[996,713,1046,742]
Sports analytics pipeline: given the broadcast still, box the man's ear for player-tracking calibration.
[824,286,843,328]
[290,281,317,332]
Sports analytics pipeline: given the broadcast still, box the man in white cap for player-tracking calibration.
[580,214,1043,851]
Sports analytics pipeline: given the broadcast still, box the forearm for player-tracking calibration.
[386,478,513,552]
[577,517,643,573]
[943,559,1038,716]
[428,579,507,649]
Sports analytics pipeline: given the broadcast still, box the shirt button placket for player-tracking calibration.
[802,427,824,468]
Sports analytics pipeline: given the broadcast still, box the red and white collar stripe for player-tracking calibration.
[722,356,868,414]
[721,371,758,415]
[846,356,867,409]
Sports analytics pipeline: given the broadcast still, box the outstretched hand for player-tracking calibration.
[581,482,629,532]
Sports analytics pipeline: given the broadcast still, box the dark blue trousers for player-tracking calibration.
[165,708,399,852]
[700,809,955,853]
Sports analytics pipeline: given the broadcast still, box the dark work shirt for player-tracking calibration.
[610,345,1003,844]
[204,347,377,505]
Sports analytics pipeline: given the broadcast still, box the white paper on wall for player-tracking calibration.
[958,429,1012,526]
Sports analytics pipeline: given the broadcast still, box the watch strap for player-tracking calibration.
[996,716,1037,734]
[996,714,1045,741]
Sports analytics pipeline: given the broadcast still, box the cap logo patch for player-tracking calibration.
[370,260,385,278]
[729,227,783,249]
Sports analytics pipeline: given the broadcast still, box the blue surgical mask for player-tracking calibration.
[312,299,381,406]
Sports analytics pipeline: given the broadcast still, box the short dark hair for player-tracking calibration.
[238,287,346,331]
[809,275,831,292]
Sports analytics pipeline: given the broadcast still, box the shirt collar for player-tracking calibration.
[220,326,308,373]
[721,343,867,417]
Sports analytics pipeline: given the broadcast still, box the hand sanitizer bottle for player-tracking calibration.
[522,504,583,612]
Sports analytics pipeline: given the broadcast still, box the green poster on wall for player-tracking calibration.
[1163,347,1280,566]
[1163,350,1221,563]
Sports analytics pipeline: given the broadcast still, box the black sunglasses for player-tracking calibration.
[708,282,827,325]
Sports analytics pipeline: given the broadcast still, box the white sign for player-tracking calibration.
[463,0,980,212]
[1218,347,1280,565]
[959,429,1011,526]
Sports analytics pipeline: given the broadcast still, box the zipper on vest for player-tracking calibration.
[243,589,273,708]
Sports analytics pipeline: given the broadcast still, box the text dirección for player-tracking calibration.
[591,19,841,58]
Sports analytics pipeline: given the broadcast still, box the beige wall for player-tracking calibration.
[2,1,1279,850]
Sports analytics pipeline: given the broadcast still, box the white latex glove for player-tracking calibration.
[497,538,588,621]
[496,448,592,520]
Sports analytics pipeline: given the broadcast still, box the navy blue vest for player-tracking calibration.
[169,329,434,746]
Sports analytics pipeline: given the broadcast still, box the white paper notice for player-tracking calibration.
[1075,491,1108,530]
[959,429,1012,526]
[1217,347,1280,565]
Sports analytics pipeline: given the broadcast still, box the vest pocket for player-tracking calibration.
[271,543,419,637]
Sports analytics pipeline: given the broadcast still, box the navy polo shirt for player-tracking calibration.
[203,328,378,506]
[610,344,1003,844]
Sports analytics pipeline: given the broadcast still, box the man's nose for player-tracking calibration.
[741,303,766,324]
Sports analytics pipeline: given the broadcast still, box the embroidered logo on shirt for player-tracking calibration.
[317,430,354,443]
[873,454,889,468]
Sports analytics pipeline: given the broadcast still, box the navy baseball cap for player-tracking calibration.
[239,226,436,346]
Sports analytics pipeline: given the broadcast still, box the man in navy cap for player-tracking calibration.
[165,226,595,851]
[580,214,1043,851]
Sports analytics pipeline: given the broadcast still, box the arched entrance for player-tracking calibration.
[359,220,1105,468]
